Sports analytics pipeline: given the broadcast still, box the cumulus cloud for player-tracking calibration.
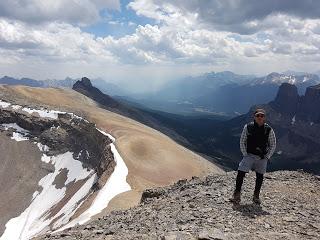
[0,0,320,89]
[131,0,320,34]
[126,0,320,61]
[0,0,120,26]
[0,18,114,62]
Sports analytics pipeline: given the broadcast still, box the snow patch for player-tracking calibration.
[11,132,29,141]
[0,100,11,108]
[277,151,282,155]
[0,150,94,240]
[22,107,65,119]
[1,123,30,141]
[291,115,296,125]
[37,142,50,152]
[52,173,97,229]
[55,142,131,232]
[11,104,22,110]
[68,113,89,123]
[96,128,115,142]
[32,191,40,200]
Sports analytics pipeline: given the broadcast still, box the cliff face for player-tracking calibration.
[0,102,118,238]
[0,107,114,173]
[270,83,299,117]
[297,84,320,123]
[270,83,320,123]
[39,170,320,240]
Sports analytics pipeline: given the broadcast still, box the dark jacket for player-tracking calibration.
[246,121,271,156]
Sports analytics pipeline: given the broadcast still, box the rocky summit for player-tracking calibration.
[39,170,320,240]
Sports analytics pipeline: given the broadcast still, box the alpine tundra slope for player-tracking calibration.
[0,84,223,239]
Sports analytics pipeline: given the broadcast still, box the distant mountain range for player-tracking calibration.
[127,71,320,116]
[0,76,76,88]
[2,71,320,117]
[0,76,127,96]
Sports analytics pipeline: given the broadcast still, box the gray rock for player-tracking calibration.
[198,228,226,240]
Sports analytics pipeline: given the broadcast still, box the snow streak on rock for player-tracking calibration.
[96,128,116,142]
[21,107,65,119]
[0,99,131,240]
[1,123,30,141]
[0,148,94,240]
[0,100,11,108]
[55,132,131,232]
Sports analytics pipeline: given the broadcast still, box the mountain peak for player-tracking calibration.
[270,83,299,116]
[267,72,281,78]
[80,77,93,87]
[297,83,320,122]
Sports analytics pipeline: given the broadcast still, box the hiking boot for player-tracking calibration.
[253,193,262,205]
[230,191,241,204]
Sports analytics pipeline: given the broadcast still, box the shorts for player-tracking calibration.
[238,154,268,174]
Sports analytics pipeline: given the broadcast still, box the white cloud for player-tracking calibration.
[0,0,120,26]
[0,0,320,91]
[0,19,114,62]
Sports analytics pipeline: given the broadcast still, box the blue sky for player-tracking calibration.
[82,0,155,38]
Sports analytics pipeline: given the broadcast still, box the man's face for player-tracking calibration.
[254,113,265,126]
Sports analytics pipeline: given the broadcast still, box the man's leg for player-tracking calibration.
[231,155,253,203]
[252,157,268,204]
[230,170,246,203]
[253,172,264,204]
[235,170,246,192]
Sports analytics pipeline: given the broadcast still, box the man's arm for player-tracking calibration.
[266,128,276,160]
[240,124,248,156]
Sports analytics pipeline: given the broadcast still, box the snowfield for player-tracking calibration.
[0,150,94,240]
[0,99,131,240]
[55,142,131,232]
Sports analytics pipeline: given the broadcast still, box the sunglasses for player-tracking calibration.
[255,114,265,118]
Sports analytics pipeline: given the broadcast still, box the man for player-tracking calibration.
[230,108,276,204]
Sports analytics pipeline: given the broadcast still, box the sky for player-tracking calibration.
[1,0,320,92]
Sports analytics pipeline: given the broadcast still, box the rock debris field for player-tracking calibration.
[39,170,320,240]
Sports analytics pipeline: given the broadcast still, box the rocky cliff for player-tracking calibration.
[0,100,120,238]
[39,170,320,240]
[297,84,320,123]
[270,83,299,117]
[0,105,114,176]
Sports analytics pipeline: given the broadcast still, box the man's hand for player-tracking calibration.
[256,147,264,159]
